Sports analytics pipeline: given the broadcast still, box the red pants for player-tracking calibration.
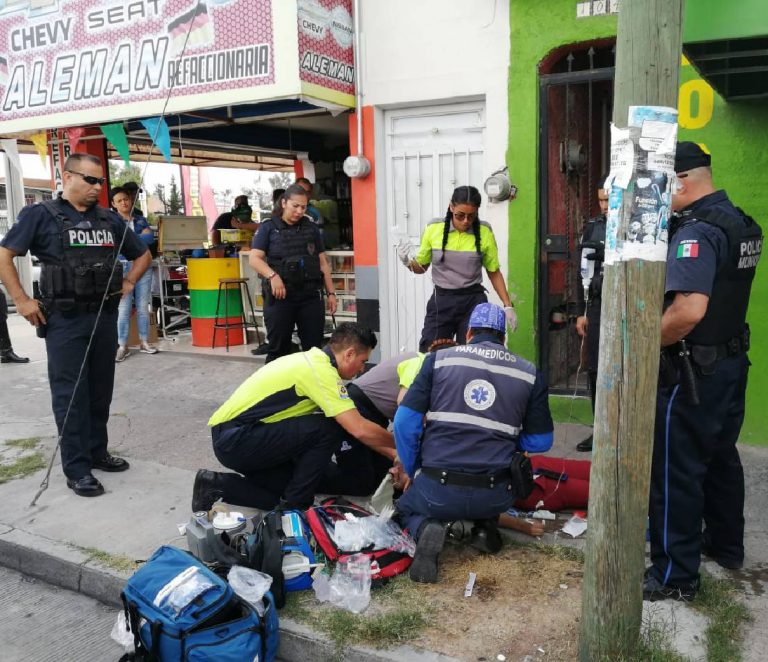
[515,456,591,512]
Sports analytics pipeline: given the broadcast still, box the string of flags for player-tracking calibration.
[1,117,172,168]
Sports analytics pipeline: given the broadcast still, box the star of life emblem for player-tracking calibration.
[463,379,496,411]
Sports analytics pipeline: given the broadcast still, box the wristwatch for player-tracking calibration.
[267,272,277,280]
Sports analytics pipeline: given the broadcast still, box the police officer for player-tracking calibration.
[249,184,337,363]
[397,186,517,351]
[0,154,151,497]
[574,186,609,452]
[0,289,29,363]
[394,303,554,583]
[645,142,762,602]
[192,323,394,512]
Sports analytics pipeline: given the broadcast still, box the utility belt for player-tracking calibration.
[434,283,485,296]
[422,466,512,489]
[660,328,750,396]
[267,254,322,289]
[44,298,119,315]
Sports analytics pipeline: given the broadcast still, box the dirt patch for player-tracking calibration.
[411,542,582,661]
[286,539,583,661]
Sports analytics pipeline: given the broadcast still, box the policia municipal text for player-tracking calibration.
[0,154,151,497]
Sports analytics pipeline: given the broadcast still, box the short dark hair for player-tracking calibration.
[272,188,285,203]
[110,186,127,201]
[296,177,312,186]
[123,181,140,191]
[329,323,377,354]
[64,153,102,170]
[234,195,249,207]
[272,183,309,216]
[468,327,505,343]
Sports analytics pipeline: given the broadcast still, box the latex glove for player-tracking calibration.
[396,241,413,266]
[504,306,518,332]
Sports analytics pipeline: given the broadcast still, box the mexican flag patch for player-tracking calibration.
[677,240,699,259]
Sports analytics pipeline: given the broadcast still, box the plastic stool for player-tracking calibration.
[212,278,262,351]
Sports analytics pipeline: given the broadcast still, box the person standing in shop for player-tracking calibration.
[112,186,158,362]
[397,185,516,351]
[248,184,337,363]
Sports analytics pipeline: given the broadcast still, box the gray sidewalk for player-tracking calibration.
[1,314,767,660]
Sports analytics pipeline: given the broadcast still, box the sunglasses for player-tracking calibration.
[66,170,106,186]
[453,211,478,222]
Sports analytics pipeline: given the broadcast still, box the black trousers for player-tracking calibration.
[0,289,10,349]
[418,287,487,352]
[648,353,749,586]
[212,414,346,509]
[45,309,118,479]
[316,383,392,496]
[263,288,324,363]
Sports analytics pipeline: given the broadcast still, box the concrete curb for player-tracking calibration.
[0,524,460,662]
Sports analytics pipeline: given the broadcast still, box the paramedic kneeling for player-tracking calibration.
[192,323,394,512]
[394,302,553,583]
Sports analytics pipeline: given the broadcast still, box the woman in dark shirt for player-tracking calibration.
[249,184,337,362]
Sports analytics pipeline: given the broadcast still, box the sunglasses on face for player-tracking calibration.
[66,170,106,186]
[453,211,477,222]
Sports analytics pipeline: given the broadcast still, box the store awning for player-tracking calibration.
[0,0,355,136]
[683,0,768,100]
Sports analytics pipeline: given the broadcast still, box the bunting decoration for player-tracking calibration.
[0,138,22,174]
[66,127,86,153]
[30,131,48,166]
[99,123,130,165]
[139,116,172,163]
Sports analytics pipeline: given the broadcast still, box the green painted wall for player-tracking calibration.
[507,1,768,446]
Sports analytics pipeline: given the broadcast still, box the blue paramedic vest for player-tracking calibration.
[421,341,537,473]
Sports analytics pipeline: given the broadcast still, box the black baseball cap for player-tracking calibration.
[675,142,711,173]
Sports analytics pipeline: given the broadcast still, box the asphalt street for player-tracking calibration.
[0,566,125,661]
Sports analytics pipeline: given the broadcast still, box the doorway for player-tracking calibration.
[538,43,615,393]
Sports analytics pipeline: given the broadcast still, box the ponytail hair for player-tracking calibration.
[272,183,310,217]
[440,185,483,262]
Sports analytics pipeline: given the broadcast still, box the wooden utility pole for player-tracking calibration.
[579,1,684,659]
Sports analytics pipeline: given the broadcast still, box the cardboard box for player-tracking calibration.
[127,309,159,347]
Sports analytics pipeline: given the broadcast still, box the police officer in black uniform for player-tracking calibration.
[644,142,762,601]
[394,302,554,583]
[574,186,608,452]
[0,154,151,497]
[248,183,337,363]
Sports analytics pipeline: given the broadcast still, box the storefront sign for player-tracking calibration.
[297,0,355,105]
[0,0,326,134]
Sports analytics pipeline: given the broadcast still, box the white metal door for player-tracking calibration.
[382,102,486,355]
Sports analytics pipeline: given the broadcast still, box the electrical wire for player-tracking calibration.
[30,1,203,507]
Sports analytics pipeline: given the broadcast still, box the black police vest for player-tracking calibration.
[265,217,322,290]
[39,200,123,309]
[581,215,606,301]
[683,208,762,345]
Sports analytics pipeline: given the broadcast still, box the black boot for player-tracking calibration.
[191,470,224,512]
[470,519,503,554]
[0,348,29,364]
[410,520,446,583]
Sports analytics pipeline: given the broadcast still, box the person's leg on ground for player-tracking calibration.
[295,290,325,351]
[702,356,748,569]
[0,290,29,363]
[45,311,103,496]
[263,298,297,362]
[135,270,157,353]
